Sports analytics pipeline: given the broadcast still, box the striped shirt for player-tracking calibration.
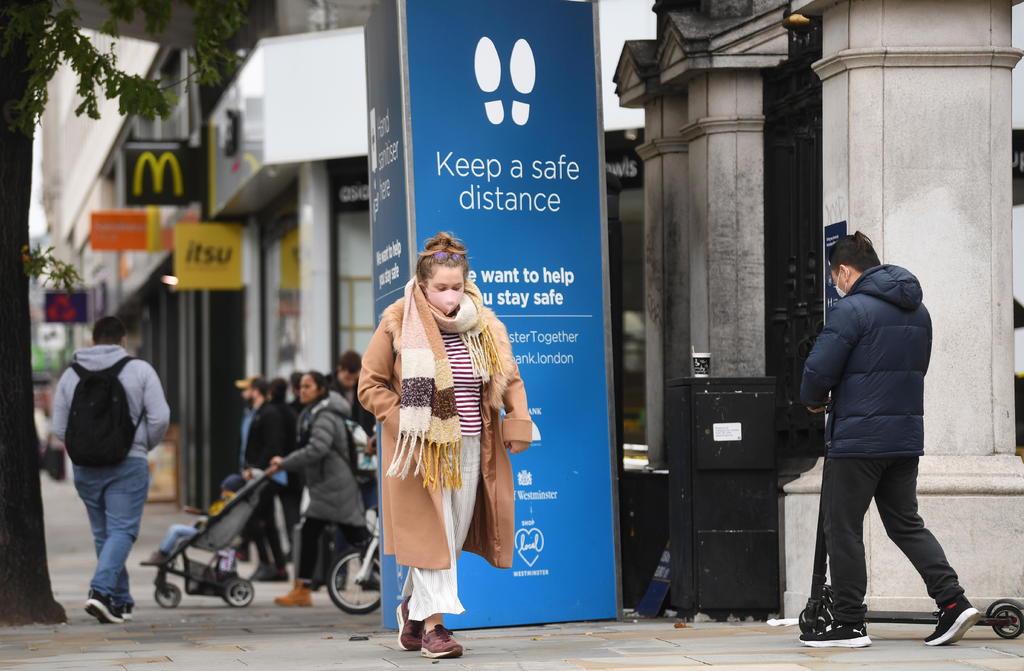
[442,332,483,436]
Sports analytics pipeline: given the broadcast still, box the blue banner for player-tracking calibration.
[824,221,848,311]
[366,0,412,321]
[367,0,618,629]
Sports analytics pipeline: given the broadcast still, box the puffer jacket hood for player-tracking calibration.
[848,264,923,311]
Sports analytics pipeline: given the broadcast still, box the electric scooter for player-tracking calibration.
[799,464,1024,641]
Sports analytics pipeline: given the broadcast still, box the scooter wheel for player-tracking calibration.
[987,599,1024,639]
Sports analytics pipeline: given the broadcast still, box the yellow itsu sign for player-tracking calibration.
[174,223,243,290]
[280,228,302,290]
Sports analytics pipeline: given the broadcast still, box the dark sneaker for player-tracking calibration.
[926,597,981,646]
[250,564,289,582]
[140,550,168,566]
[421,624,463,659]
[121,603,134,622]
[85,590,124,624]
[396,597,423,651]
[800,622,870,648]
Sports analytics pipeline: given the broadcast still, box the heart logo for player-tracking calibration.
[515,527,545,567]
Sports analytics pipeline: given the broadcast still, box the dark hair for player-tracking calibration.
[250,377,270,397]
[416,231,470,283]
[93,316,126,345]
[337,350,362,373]
[303,371,330,392]
[289,371,304,389]
[829,231,880,272]
[269,377,289,403]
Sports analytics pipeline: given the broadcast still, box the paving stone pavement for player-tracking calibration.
[1,475,1022,670]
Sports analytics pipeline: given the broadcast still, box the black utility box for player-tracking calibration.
[665,377,778,618]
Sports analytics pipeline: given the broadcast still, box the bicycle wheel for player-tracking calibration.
[327,550,381,614]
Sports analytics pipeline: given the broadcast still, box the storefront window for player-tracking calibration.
[264,217,302,377]
[337,210,374,354]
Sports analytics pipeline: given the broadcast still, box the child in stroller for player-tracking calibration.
[144,472,273,608]
[140,474,246,567]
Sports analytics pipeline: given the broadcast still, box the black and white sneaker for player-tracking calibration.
[85,590,124,624]
[121,603,133,622]
[800,622,871,648]
[925,597,980,646]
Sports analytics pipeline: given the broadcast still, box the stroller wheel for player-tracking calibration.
[154,584,182,608]
[222,577,255,608]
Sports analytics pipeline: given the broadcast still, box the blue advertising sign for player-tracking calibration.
[824,221,848,312]
[365,0,412,320]
[45,292,89,324]
[365,0,618,630]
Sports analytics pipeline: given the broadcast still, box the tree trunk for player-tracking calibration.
[0,22,67,625]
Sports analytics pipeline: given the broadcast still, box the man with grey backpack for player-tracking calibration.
[52,316,170,624]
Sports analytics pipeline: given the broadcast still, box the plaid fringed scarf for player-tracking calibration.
[387,280,504,490]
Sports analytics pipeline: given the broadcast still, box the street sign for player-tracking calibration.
[173,223,244,290]
[44,292,89,323]
[37,324,67,351]
[90,208,162,251]
[366,0,618,629]
[124,142,199,206]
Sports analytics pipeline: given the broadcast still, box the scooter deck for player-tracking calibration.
[866,611,1012,627]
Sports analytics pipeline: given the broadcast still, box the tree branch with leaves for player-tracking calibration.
[0,0,246,626]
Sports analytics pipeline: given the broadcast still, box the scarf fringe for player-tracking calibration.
[387,432,463,491]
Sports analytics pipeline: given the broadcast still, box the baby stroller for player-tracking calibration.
[151,474,272,608]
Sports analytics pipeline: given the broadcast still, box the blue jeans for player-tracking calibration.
[73,457,150,607]
[159,524,198,554]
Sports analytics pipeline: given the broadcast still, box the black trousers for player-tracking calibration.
[823,456,963,623]
[297,517,369,582]
[250,482,286,570]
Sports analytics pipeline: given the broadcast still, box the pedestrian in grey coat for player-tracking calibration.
[266,371,367,606]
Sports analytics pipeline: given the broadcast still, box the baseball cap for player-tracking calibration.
[234,374,259,390]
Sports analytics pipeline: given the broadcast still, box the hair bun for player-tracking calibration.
[422,231,467,255]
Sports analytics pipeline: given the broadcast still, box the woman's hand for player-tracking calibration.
[505,441,529,455]
[365,434,377,457]
[265,456,283,476]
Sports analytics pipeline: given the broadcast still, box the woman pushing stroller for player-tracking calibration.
[266,371,368,607]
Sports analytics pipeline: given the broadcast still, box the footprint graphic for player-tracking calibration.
[474,37,504,125]
[509,39,535,126]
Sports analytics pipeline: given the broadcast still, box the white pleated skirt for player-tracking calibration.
[402,434,481,621]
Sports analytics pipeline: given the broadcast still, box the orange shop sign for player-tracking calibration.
[90,209,161,251]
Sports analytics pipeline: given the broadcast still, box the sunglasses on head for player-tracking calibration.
[432,252,464,260]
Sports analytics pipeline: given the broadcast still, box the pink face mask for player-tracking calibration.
[425,288,464,315]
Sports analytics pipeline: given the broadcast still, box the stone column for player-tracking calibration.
[299,161,333,371]
[679,70,767,376]
[784,0,1024,616]
[637,95,689,468]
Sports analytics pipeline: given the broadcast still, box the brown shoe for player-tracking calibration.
[396,597,423,651]
[140,550,168,566]
[421,624,463,659]
[274,580,312,607]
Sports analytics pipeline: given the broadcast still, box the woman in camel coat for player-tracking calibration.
[359,232,532,659]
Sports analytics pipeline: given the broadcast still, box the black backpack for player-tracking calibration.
[65,357,140,467]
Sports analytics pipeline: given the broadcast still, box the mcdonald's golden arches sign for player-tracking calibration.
[123,142,198,206]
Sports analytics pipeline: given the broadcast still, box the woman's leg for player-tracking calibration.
[297,517,328,582]
[407,435,482,626]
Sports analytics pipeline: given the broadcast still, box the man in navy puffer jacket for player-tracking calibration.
[798,232,977,649]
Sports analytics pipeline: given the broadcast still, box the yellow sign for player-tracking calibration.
[133,152,184,197]
[173,223,243,290]
[280,228,302,290]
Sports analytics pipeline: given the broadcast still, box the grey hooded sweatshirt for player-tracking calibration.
[52,345,171,461]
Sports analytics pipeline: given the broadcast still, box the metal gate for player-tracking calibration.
[762,19,825,461]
